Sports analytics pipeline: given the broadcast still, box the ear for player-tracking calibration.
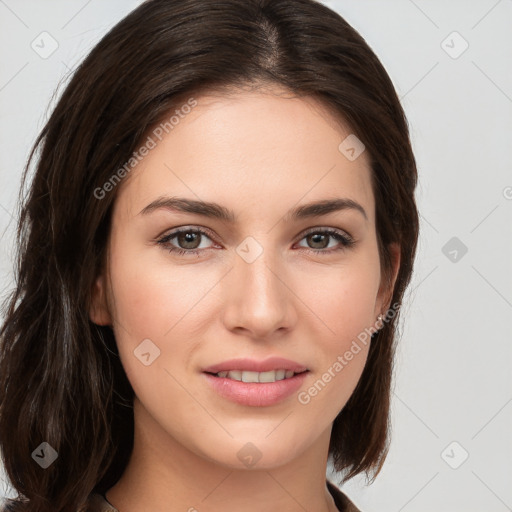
[89,273,112,326]
[375,242,401,318]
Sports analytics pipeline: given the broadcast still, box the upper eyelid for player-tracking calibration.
[157,225,215,239]
[300,226,352,239]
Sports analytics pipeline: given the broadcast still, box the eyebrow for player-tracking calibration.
[139,196,368,222]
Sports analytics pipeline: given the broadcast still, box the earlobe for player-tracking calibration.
[89,274,112,326]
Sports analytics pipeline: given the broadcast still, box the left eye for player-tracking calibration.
[157,227,355,256]
[296,229,354,251]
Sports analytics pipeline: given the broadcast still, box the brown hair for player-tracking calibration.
[0,0,419,510]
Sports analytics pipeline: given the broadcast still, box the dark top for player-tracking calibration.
[86,479,361,511]
[326,480,361,511]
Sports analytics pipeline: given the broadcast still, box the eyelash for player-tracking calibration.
[156,226,355,256]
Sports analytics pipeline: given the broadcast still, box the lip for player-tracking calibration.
[203,371,309,407]
[202,357,308,374]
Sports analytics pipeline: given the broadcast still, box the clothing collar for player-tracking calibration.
[87,479,361,512]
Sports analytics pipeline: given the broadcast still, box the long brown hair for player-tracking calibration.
[0,0,419,510]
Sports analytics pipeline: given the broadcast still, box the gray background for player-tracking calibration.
[1,1,511,511]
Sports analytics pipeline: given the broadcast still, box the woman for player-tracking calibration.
[0,0,419,511]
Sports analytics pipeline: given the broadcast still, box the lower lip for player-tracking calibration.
[203,371,309,407]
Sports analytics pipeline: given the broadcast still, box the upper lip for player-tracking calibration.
[203,357,309,374]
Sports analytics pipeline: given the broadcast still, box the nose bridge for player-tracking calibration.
[241,249,281,300]
[222,238,295,336]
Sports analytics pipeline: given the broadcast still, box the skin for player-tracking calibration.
[90,86,400,512]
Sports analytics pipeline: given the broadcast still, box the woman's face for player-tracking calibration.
[90,87,399,469]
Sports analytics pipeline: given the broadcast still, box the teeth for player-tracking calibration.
[242,371,259,383]
[215,369,299,382]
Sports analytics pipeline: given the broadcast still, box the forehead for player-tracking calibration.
[114,87,375,224]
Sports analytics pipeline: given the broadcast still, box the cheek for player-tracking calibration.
[298,258,381,346]
[106,243,223,388]
[106,255,195,416]
[109,264,170,339]
[292,257,379,407]
[108,245,212,341]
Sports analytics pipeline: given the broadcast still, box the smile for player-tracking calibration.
[209,369,307,383]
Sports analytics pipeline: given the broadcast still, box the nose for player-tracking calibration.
[220,247,298,339]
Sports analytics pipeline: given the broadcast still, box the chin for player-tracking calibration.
[197,437,307,471]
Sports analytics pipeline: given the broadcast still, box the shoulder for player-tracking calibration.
[82,493,119,512]
[326,479,362,512]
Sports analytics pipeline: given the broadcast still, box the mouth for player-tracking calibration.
[204,369,309,383]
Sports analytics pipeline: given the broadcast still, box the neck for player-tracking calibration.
[105,398,338,512]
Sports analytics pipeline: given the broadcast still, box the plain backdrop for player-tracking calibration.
[0,1,511,511]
